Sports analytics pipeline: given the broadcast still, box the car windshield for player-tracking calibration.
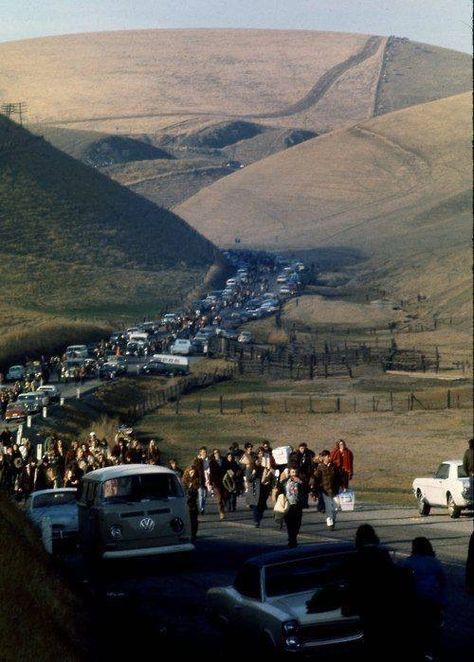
[33,491,77,508]
[265,554,352,597]
[101,474,184,503]
[458,465,468,478]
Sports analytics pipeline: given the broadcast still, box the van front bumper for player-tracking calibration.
[102,542,195,559]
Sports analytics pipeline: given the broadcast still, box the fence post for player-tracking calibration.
[240,399,244,414]
[353,397,357,413]
[42,406,48,418]
[219,395,224,414]
[284,398,288,413]
[324,363,328,379]
[456,394,460,409]
[260,398,265,414]
[197,397,202,413]
[372,396,376,412]
[175,395,180,415]
[390,391,394,411]
[60,396,65,406]
[336,397,341,413]
[447,390,451,409]
[410,392,415,411]
[309,396,314,413]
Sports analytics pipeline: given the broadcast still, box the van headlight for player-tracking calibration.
[282,620,300,650]
[110,525,123,539]
[170,517,184,533]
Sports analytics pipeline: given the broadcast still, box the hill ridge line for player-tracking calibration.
[38,35,384,128]
[247,35,385,120]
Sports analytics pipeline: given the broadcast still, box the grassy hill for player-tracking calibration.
[0,494,87,660]
[176,93,472,323]
[1,29,469,137]
[375,38,473,116]
[33,125,173,167]
[0,116,222,351]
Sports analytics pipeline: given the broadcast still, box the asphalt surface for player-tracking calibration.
[64,498,474,661]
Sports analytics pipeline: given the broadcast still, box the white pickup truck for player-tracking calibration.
[413,460,473,518]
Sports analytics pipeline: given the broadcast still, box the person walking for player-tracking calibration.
[245,457,268,528]
[403,537,446,660]
[344,524,418,662]
[329,439,354,490]
[289,442,314,508]
[209,448,227,520]
[312,450,342,530]
[193,446,210,515]
[182,465,200,543]
[283,467,304,547]
[223,452,240,512]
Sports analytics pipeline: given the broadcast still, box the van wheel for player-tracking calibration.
[447,494,461,519]
[417,491,430,516]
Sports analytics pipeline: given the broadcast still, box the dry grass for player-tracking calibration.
[0,30,367,127]
[176,93,472,345]
[376,39,473,116]
[137,372,472,505]
[0,494,87,660]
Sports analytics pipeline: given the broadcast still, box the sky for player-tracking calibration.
[0,0,472,53]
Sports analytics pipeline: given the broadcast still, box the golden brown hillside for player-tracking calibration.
[0,29,369,131]
[176,93,472,322]
[176,93,471,249]
[1,29,469,138]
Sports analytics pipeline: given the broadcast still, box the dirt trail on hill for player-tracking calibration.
[251,36,384,119]
[42,37,384,128]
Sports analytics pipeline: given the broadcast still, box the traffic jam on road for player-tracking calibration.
[0,251,308,425]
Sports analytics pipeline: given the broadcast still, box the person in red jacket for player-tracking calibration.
[330,439,354,490]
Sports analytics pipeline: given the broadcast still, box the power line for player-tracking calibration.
[1,101,27,124]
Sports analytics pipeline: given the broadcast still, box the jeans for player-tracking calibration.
[198,486,207,513]
[322,493,337,523]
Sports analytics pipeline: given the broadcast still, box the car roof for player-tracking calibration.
[440,460,462,466]
[30,488,77,497]
[245,542,356,569]
[82,463,175,482]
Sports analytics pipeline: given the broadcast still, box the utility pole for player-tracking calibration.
[0,101,27,124]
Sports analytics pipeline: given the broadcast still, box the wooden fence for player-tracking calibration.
[209,335,443,380]
[125,365,237,424]
[164,387,472,416]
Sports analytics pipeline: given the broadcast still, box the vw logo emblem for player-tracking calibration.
[139,517,155,532]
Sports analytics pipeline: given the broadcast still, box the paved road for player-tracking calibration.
[69,499,473,660]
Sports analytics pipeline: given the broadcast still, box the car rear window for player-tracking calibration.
[102,474,184,503]
[265,554,352,597]
[33,491,77,508]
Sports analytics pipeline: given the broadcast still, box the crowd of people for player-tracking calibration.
[180,439,354,546]
[0,427,182,497]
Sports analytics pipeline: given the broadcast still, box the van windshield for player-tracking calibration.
[101,474,184,503]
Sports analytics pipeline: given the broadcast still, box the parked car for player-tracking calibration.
[142,354,190,377]
[98,363,120,380]
[413,460,473,518]
[61,358,85,380]
[170,339,196,355]
[6,364,25,382]
[207,543,362,655]
[279,285,291,295]
[4,401,27,421]
[237,331,253,344]
[36,384,60,402]
[26,488,79,550]
[17,392,43,414]
[33,390,50,407]
[65,344,89,359]
[277,275,288,284]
